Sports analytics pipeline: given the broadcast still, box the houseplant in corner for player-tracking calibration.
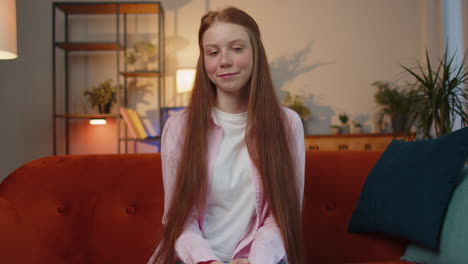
[372,81,414,134]
[401,48,468,139]
[83,79,118,114]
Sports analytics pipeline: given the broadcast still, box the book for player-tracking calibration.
[128,109,148,139]
[119,107,138,139]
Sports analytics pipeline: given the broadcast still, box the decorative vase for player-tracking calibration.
[350,126,362,134]
[340,125,350,134]
[134,58,148,71]
[98,103,112,114]
[330,127,340,135]
[391,114,408,133]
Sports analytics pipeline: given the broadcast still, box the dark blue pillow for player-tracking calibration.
[348,127,468,250]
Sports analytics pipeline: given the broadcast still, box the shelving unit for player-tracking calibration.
[52,2,165,155]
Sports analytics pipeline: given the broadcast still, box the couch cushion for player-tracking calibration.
[400,165,468,264]
[348,127,468,250]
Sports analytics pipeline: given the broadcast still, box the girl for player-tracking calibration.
[149,7,305,264]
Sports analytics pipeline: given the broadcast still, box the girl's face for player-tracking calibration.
[202,22,254,97]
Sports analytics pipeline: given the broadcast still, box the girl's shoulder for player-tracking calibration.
[280,106,302,126]
[163,108,189,131]
[161,109,189,154]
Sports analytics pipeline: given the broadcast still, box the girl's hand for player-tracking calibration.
[229,259,250,264]
[208,261,224,264]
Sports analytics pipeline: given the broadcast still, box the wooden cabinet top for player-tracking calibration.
[305,133,415,139]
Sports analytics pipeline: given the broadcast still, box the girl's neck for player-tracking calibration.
[215,90,248,114]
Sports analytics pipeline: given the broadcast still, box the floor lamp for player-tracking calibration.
[0,0,18,60]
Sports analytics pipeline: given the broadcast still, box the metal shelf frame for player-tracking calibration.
[52,1,165,155]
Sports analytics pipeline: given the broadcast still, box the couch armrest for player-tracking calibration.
[0,196,35,263]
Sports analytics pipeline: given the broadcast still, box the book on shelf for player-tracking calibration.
[127,108,149,139]
[119,107,138,139]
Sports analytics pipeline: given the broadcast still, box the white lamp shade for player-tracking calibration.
[0,0,18,60]
[176,69,196,93]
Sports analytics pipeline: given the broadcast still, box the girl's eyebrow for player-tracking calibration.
[204,39,247,49]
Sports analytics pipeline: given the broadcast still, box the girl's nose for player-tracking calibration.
[220,52,232,67]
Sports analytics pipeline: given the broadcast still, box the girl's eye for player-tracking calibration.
[207,51,219,56]
[232,47,243,52]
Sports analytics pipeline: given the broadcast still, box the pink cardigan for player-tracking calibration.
[150,107,305,264]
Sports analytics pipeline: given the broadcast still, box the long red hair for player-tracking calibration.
[153,7,303,264]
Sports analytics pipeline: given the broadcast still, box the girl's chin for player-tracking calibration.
[216,86,243,94]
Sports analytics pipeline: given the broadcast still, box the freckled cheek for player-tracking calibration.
[204,58,218,76]
[235,53,253,71]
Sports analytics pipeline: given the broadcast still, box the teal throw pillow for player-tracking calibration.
[401,165,468,264]
[348,127,468,250]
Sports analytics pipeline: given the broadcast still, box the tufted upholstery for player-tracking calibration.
[0,151,411,264]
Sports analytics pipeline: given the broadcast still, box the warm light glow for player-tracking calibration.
[176,69,195,93]
[0,0,18,60]
[90,118,107,125]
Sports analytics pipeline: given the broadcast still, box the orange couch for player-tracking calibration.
[0,151,413,264]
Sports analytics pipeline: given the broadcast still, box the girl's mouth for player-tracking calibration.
[218,72,239,78]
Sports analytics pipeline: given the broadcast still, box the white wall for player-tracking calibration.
[0,0,442,181]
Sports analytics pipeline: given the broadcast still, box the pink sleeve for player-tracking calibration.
[175,219,221,264]
[248,109,305,264]
[248,211,286,264]
[160,112,221,264]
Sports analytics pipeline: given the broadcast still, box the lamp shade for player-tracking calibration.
[176,69,195,93]
[0,0,18,60]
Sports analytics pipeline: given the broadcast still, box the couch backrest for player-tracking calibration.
[0,151,407,264]
[302,151,407,263]
[0,153,164,264]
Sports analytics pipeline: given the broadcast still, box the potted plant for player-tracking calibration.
[330,125,340,134]
[338,112,349,134]
[401,48,468,139]
[372,81,414,134]
[350,120,362,134]
[126,41,157,71]
[281,91,312,122]
[83,79,118,114]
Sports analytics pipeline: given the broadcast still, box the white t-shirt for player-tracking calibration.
[202,107,256,262]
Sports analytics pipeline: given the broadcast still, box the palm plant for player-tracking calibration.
[402,48,468,139]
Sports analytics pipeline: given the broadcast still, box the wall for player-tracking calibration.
[0,0,442,181]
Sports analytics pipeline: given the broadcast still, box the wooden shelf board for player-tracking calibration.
[55,114,118,119]
[120,71,161,77]
[55,42,124,51]
[119,137,161,141]
[120,3,160,14]
[56,3,160,14]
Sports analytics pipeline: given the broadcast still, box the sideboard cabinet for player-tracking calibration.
[304,133,415,151]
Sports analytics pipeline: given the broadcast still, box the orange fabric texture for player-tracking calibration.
[0,151,409,264]
[302,151,409,264]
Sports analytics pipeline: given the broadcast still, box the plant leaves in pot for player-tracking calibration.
[401,48,468,139]
[83,79,118,114]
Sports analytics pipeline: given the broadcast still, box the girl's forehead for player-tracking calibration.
[202,22,250,46]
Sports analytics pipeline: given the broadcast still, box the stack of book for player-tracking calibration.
[119,107,151,140]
